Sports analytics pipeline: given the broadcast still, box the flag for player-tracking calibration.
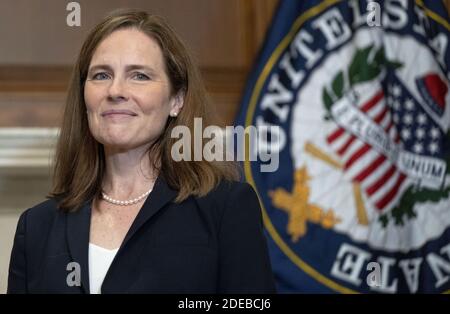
[235,0,450,293]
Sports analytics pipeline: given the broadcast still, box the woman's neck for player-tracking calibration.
[102,145,157,199]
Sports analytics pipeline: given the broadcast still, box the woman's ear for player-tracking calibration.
[170,90,185,116]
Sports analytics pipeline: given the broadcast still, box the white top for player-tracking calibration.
[88,243,119,294]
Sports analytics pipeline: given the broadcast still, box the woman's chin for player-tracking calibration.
[101,138,151,152]
[101,138,137,150]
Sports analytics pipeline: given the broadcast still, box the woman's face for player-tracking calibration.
[84,28,183,150]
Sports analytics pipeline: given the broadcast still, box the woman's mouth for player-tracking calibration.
[101,109,138,117]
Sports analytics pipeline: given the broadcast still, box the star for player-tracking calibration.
[428,142,439,154]
[430,127,440,139]
[415,128,425,139]
[393,100,401,110]
[404,98,414,110]
[413,142,424,154]
[401,128,411,140]
[403,114,413,125]
[392,84,401,97]
[417,113,427,125]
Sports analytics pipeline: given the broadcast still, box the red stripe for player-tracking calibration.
[353,155,387,182]
[327,128,345,143]
[361,90,384,112]
[366,165,397,196]
[374,106,388,123]
[344,144,371,169]
[394,129,401,143]
[337,137,356,155]
[375,173,406,210]
[351,115,394,183]
[326,90,384,144]
[386,121,393,132]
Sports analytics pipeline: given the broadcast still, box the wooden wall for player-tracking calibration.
[0,0,279,127]
[1,1,449,128]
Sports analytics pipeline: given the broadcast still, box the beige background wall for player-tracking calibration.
[0,0,278,293]
[0,0,278,127]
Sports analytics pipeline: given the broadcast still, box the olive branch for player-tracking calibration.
[322,44,402,120]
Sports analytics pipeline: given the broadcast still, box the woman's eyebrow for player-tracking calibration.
[125,64,156,73]
[88,64,112,74]
[88,64,157,74]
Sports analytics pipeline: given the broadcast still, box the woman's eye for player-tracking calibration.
[133,72,150,80]
[92,72,110,80]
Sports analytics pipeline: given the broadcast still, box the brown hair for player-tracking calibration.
[49,9,240,211]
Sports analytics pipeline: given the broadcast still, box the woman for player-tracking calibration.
[7,9,275,294]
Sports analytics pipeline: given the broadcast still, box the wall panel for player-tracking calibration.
[0,0,278,127]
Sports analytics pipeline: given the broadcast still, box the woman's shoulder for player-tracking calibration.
[195,180,260,215]
[194,180,264,238]
[205,180,257,201]
[19,198,62,225]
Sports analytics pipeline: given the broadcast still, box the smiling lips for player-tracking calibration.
[101,109,137,117]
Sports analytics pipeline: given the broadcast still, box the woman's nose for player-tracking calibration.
[107,77,129,102]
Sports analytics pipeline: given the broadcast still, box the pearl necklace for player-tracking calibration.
[101,187,153,206]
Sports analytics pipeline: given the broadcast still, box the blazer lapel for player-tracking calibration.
[100,175,178,293]
[66,201,92,294]
[65,175,177,294]
[120,175,177,250]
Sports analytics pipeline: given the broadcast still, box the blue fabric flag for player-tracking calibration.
[235,0,450,293]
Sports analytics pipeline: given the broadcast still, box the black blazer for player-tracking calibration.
[7,177,276,294]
